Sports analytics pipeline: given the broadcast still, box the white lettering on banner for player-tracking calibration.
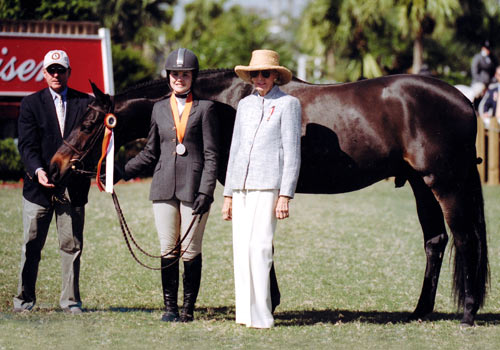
[0,47,44,83]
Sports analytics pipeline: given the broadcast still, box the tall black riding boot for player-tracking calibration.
[161,257,180,322]
[180,254,202,322]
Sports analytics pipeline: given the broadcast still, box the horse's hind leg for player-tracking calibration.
[407,174,448,320]
[431,169,488,326]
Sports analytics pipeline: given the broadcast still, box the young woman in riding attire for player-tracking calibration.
[123,48,218,322]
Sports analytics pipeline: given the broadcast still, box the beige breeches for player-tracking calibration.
[152,199,209,261]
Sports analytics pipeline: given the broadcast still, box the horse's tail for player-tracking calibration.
[452,162,489,309]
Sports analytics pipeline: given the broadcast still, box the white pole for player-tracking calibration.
[99,27,114,95]
[297,54,307,81]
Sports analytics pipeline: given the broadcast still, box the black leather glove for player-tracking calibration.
[192,193,213,215]
[99,163,124,185]
[113,163,125,184]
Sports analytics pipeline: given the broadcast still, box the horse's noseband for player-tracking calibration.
[64,100,115,172]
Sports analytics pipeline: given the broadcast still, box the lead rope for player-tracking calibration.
[111,190,199,270]
[71,108,197,270]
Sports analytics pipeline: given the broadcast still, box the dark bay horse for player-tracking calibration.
[50,69,488,326]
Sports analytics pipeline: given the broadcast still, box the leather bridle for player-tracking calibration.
[64,103,112,174]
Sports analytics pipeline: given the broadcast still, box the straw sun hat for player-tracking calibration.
[234,49,292,85]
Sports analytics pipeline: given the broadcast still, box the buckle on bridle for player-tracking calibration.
[52,191,70,204]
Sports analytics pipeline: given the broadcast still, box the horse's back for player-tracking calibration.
[287,75,478,193]
[380,75,477,175]
[197,71,478,193]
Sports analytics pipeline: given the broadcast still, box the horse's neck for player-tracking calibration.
[113,95,162,146]
[195,70,252,109]
[112,71,248,146]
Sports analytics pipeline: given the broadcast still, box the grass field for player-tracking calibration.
[1,180,500,349]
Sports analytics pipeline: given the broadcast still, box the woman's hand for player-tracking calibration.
[222,196,232,221]
[275,196,290,220]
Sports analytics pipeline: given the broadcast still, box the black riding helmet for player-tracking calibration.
[165,48,199,82]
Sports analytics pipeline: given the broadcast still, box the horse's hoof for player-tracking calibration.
[460,313,475,328]
[407,314,427,323]
[407,308,432,322]
[460,321,474,329]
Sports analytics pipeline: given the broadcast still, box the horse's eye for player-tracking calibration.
[81,111,98,134]
[81,120,93,134]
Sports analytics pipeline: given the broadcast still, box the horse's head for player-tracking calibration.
[50,82,113,184]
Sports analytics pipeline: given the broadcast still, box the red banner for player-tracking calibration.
[0,32,113,96]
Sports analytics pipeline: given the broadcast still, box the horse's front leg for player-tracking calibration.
[408,175,448,320]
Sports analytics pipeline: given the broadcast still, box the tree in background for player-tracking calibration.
[296,0,340,80]
[0,0,96,20]
[2,0,500,86]
[94,0,178,90]
[298,0,394,81]
[176,0,295,71]
[393,0,461,74]
[111,44,157,93]
[297,0,500,84]
[0,0,177,91]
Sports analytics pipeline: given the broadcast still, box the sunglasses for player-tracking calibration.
[46,65,68,75]
[250,70,272,78]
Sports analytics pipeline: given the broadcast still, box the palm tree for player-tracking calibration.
[394,0,461,73]
[298,0,463,79]
[297,0,339,80]
[98,0,176,46]
[298,0,389,81]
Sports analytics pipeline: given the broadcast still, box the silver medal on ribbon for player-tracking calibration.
[176,143,186,155]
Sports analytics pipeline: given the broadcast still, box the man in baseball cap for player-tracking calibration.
[14,49,92,315]
[43,49,70,69]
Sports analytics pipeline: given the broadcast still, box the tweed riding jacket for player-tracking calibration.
[223,85,301,198]
[124,94,219,203]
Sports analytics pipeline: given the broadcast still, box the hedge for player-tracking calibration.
[0,138,24,181]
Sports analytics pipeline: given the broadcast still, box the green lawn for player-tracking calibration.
[1,180,500,349]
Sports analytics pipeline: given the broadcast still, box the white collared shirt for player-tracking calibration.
[175,95,187,115]
[49,87,67,118]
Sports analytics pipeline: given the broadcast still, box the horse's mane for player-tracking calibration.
[117,68,236,97]
[199,68,234,74]
[118,78,169,97]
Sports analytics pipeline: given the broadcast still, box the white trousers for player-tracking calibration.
[152,199,209,261]
[232,190,278,328]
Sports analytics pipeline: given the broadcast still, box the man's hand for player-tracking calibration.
[37,169,55,188]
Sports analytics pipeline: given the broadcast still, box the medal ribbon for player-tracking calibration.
[96,113,117,193]
[170,92,193,144]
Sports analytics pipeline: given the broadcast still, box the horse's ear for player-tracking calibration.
[89,80,108,103]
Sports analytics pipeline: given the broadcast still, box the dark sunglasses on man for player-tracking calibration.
[46,65,68,75]
[250,70,272,78]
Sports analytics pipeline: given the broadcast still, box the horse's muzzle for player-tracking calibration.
[49,161,62,184]
[49,154,75,185]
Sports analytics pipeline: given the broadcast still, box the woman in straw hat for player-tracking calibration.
[222,49,301,328]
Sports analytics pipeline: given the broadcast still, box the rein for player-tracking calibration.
[70,101,198,270]
[111,191,199,270]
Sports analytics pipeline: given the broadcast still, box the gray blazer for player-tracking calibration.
[125,94,219,202]
[223,85,301,198]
